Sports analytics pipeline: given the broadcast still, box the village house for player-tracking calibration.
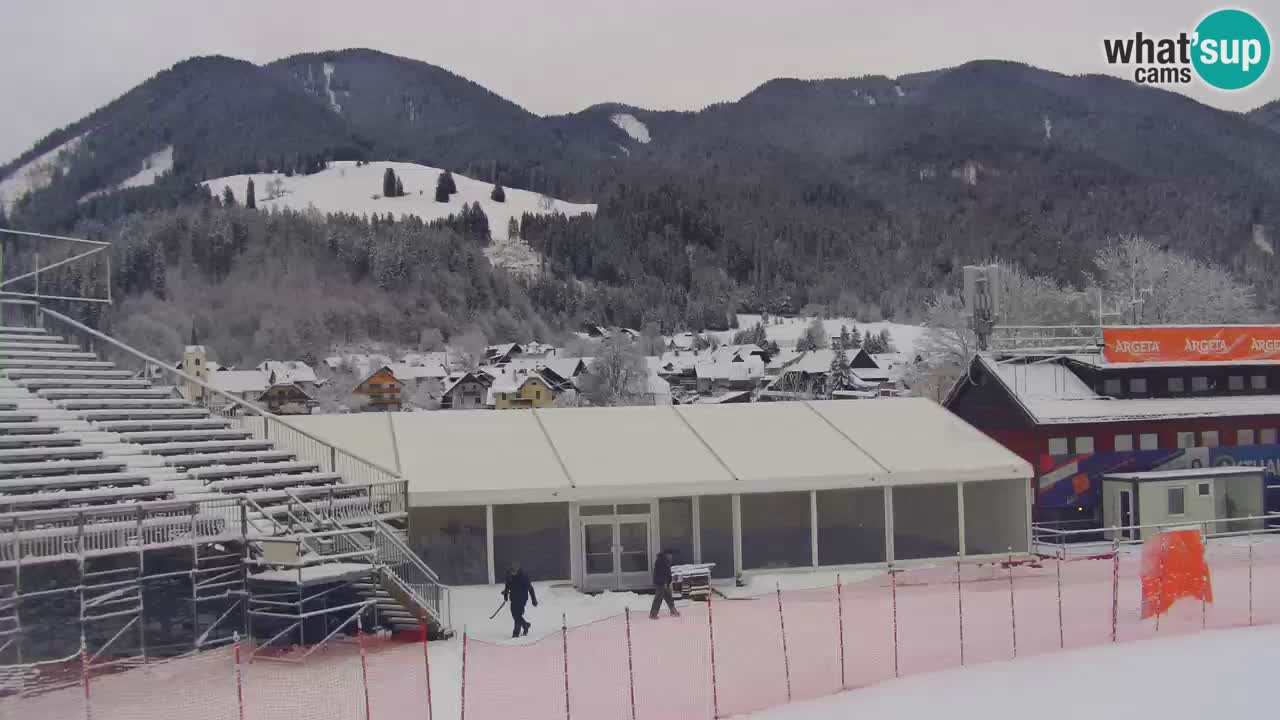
[488,371,560,410]
[352,366,403,412]
[440,371,494,410]
[258,376,317,415]
[484,343,524,367]
[256,360,319,393]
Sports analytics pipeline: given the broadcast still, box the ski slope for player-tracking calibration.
[717,314,925,355]
[750,624,1279,719]
[0,133,86,212]
[202,161,596,240]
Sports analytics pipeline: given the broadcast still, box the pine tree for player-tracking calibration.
[507,217,520,240]
[839,325,851,349]
[221,186,236,207]
[435,171,452,203]
[878,328,894,353]
[848,325,863,349]
[827,334,851,394]
[394,176,404,198]
[383,168,397,198]
[245,178,256,209]
[491,183,506,202]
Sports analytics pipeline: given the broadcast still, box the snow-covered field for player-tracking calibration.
[202,161,595,239]
[751,624,1278,720]
[0,133,86,212]
[611,113,651,144]
[717,314,925,355]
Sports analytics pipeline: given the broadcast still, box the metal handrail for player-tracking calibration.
[35,306,403,484]
[371,520,448,627]
[374,519,441,583]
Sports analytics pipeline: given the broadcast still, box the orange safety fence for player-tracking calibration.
[5,532,1280,720]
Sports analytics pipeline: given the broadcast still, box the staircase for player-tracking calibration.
[0,303,451,653]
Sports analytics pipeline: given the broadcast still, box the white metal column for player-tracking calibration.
[810,490,819,567]
[957,482,967,558]
[884,487,895,562]
[731,494,743,576]
[485,504,496,585]
[692,496,703,564]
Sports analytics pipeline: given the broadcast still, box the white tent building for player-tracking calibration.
[288,399,1032,590]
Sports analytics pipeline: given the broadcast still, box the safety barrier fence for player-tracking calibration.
[3,539,1279,720]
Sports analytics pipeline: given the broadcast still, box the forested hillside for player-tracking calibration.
[3,51,1280,363]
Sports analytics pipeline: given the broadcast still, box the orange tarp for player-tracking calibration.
[1140,529,1213,619]
[1103,326,1280,363]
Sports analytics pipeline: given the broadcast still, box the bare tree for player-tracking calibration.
[579,337,649,406]
[1094,235,1257,324]
[452,327,489,370]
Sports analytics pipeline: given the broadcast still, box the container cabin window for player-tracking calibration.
[1074,436,1094,454]
[1238,429,1256,446]
[1201,431,1219,448]
[1251,375,1267,390]
[1103,378,1122,396]
[1167,377,1184,393]
[1263,429,1279,444]
[1167,487,1186,516]
[1048,437,1069,455]
[1114,435,1134,452]
[1228,376,1245,391]
[1176,432,1196,449]
[1128,377,1147,394]
[1140,433,1159,450]
[1197,482,1211,497]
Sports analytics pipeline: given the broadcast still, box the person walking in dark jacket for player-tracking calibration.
[649,549,679,619]
[502,562,537,637]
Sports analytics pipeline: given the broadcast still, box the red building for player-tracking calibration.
[945,348,1280,526]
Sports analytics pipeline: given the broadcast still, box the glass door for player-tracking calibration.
[617,520,652,590]
[582,521,617,592]
[1118,489,1134,540]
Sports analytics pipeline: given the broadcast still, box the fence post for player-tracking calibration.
[708,589,720,719]
[624,609,637,720]
[889,565,899,679]
[1055,557,1064,650]
[422,618,433,720]
[358,617,372,720]
[835,575,846,690]
[1155,536,1167,633]
[775,583,792,703]
[459,631,468,720]
[234,632,246,720]
[955,558,965,667]
[1110,539,1120,643]
[561,613,571,720]
[1007,549,1017,659]
[80,632,92,720]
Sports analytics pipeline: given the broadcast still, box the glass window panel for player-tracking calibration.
[698,495,735,578]
[493,502,570,581]
[583,524,613,575]
[1192,376,1209,391]
[1229,376,1245,391]
[1202,431,1219,448]
[1075,436,1094,454]
[1251,375,1267,390]
[659,497,695,567]
[1114,435,1133,452]
[1177,432,1196,448]
[1129,378,1147,393]
[1263,429,1279,444]
[618,522,650,573]
[1168,377,1184,393]
[408,505,488,585]
[579,505,614,516]
[1168,487,1186,516]
[616,503,651,515]
[893,484,960,561]
[1104,378,1122,396]
[817,488,886,565]
[1048,437,1068,455]
[741,492,811,570]
[963,479,1029,555]
[1140,433,1159,450]
[1238,429,1255,445]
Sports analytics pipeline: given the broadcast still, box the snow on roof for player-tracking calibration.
[288,398,1031,504]
[981,355,1280,425]
[208,370,269,394]
[388,362,448,381]
[1104,466,1265,482]
[257,360,318,385]
[694,357,765,380]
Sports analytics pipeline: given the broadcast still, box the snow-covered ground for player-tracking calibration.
[611,113,651,144]
[0,133,86,212]
[202,161,595,274]
[81,145,175,202]
[717,314,925,355]
[750,625,1279,719]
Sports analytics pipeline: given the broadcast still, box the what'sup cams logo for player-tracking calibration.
[1103,8,1270,90]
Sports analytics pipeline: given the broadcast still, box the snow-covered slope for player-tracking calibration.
[0,133,86,211]
[611,113,652,143]
[204,160,593,238]
[751,625,1279,720]
[716,314,925,355]
[119,146,174,189]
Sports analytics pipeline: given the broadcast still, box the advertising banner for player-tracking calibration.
[1102,326,1280,363]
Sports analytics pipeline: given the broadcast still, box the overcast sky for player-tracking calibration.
[1,0,1277,163]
